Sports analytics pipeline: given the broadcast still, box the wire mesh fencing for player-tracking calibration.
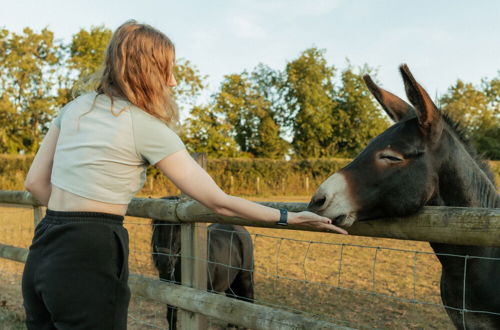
[1,204,500,329]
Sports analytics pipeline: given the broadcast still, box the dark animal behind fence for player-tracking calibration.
[309,65,500,329]
[151,197,254,329]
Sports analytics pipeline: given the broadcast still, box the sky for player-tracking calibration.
[2,0,500,111]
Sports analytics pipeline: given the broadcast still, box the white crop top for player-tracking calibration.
[51,92,185,204]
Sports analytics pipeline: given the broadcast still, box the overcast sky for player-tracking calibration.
[2,0,500,110]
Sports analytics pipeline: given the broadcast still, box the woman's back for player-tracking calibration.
[49,92,184,215]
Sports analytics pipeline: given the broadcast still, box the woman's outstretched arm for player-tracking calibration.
[155,150,348,234]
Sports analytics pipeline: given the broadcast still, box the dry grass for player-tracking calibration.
[0,198,455,329]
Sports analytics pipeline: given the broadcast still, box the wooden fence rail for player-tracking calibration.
[1,190,500,247]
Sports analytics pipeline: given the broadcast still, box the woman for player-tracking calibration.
[22,20,347,329]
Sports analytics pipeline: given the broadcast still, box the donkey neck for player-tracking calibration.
[437,129,500,209]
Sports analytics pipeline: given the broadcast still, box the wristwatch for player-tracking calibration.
[277,209,288,226]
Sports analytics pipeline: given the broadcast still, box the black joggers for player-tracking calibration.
[22,210,131,330]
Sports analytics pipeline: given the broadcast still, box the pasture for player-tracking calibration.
[0,196,456,329]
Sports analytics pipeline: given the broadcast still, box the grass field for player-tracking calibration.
[0,197,455,329]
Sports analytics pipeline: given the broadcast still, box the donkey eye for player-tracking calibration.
[380,154,404,162]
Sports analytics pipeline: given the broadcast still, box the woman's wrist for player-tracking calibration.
[286,211,298,224]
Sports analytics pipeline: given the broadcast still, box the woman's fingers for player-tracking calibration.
[325,223,348,235]
[287,211,348,234]
[310,222,349,235]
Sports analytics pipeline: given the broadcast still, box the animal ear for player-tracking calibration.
[363,74,415,122]
[399,64,443,142]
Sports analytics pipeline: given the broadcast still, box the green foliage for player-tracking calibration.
[0,28,63,153]
[475,126,500,160]
[183,69,289,158]
[0,154,34,190]
[440,78,500,159]
[215,73,288,158]
[182,105,241,157]
[68,26,112,81]
[333,65,389,157]
[173,59,206,110]
[283,48,337,158]
[206,157,351,195]
[2,154,499,195]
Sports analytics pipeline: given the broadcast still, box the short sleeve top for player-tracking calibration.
[51,92,185,204]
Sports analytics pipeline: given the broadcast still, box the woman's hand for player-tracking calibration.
[288,211,348,234]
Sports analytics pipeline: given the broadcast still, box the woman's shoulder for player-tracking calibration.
[130,107,182,141]
[129,106,174,130]
[72,91,98,104]
[59,92,97,112]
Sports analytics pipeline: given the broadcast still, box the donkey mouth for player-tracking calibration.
[332,214,357,227]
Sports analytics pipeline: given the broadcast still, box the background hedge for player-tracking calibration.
[1,155,499,197]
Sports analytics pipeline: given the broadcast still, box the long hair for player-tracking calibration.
[93,20,179,127]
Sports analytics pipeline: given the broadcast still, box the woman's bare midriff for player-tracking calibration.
[48,185,128,216]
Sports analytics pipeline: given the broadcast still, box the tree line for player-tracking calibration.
[1,26,499,159]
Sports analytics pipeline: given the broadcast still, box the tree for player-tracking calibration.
[440,80,493,136]
[333,65,389,157]
[0,27,63,153]
[483,75,500,118]
[440,79,500,159]
[68,26,112,81]
[251,64,288,128]
[209,72,288,158]
[283,48,337,158]
[182,105,241,157]
[173,59,206,113]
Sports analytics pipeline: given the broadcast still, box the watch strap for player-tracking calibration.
[277,209,288,226]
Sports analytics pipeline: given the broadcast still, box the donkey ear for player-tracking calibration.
[363,74,415,122]
[399,64,443,142]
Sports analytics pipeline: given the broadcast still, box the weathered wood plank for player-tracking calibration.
[0,244,28,263]
[129,274,350,330]
[126,197,178,222]
[179,223,208,328]
[0,190,41,206]
[347,206,500,247]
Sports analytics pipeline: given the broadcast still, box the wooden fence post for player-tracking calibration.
[33,206,46,227]
[148,176,154,192]
[229,175,234,195]
[256,177,261,195]
[305,176,309,192]
[179,153,208,330]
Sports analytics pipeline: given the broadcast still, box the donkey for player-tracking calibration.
[308,65,500,329]
[151,197,254,330]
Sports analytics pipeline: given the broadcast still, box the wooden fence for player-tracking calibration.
[0,189,499,329]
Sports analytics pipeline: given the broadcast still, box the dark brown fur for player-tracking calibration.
[151,197,254,330]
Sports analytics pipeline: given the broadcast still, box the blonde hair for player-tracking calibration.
[88,20,178,127]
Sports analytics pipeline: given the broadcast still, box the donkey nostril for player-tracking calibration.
[309,195,327,211]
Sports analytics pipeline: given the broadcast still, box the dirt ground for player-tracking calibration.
[0,199,455,329]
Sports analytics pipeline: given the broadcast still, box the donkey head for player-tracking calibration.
[308,65,445,226]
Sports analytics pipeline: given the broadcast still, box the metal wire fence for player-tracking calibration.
[1,203,500,329]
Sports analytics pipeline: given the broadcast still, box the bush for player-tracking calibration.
[1,155,499,197]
